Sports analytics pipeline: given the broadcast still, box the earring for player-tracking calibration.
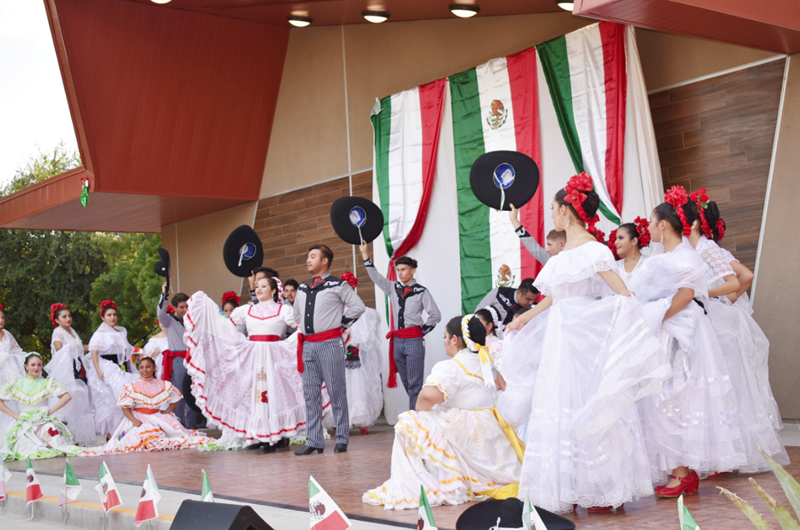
[555,214,570,231]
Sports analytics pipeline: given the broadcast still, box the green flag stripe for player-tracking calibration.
[372,97,394,257]
[538,36,621,225]
[420,486,436,526]
[99,462,107,479]
[450,68,490,314]
[65,462,79,486]
[308,478,321,498]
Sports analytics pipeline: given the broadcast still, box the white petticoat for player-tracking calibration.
[44,351,95,445]
[0,356,22,440]
[344,308,384,427]
[85,357,138,435]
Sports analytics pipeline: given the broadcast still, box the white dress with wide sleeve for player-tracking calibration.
[46,326,95,444]
[87,323,139,434]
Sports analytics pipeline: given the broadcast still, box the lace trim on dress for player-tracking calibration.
[697,237,734,285]
[535,259,614,296]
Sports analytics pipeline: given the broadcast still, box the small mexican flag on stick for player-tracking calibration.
[25,458,43,506]
[95,461,122,512]
[523,490,548,530]
[134,465,161,527]
[59,460,81,506]
[0,464,11,501]
[201,470,213,503]
[418,485,437,530]
[309,475,351,530]
[678,495,701,529]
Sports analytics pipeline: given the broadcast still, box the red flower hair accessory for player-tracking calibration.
[0,303,4,311]
[607,229,620,259]
[716,219,725,242]
[50,303,67,327]
[564,173,603,242]
[98,299,116,317]
[166,305,175,315]
[221,291,240,306]
[663,186,691,236]
[690,188,713,239]
[340,272,358,289]
[634,216,651,247]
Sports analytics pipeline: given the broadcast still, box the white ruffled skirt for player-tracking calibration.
[44,352,95,444]
[345,309,384,428]
[85,357,138,435]
[498,295,671,513]
[185,292,331,444]
[0,356,22,440]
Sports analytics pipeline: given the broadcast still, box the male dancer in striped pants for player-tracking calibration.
[294,244,365,455]
[359,242,441,411]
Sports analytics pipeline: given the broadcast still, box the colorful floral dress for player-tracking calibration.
[80,378,211,456]
[46,326,95,444]
[0,376,81,460]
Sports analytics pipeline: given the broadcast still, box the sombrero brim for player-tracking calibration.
[223,225,264,278]
[330,196,384,245]
[470,150,540,211]
[456,499,575,530]
[154,248,170,278]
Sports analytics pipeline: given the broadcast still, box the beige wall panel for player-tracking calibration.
[636,29,778,92]
[162,202,257,304]
[261,27,349,197]
[753,56,799,418]
[343,13,592,170]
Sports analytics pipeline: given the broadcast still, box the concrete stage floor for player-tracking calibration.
[7,422,800,530]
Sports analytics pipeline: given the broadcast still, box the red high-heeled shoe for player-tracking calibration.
[655,471,699,498]
[587,504,623,512]
[360,427,369,435]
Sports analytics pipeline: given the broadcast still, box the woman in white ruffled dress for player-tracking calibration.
[185,277,331,452]
[686,191,787,473]
[343,306,384,433]
[636,187,747,498]
[80,355,211,456]
[46,304,96,445]
[498,174,670,514]
[612,218,650,293]
[0,305,25,437]
[363,315,523,510]
[87,300,139,438]
[142,321,168,380]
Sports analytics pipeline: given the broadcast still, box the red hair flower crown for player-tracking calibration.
[340,272,358,289]
[634,216,651,247]
[564,173,603,242]
[98,299,116,317]
[50,303,67,327]
[607,229,620,259]
[221,291,241,306]
[690,188,713,239]
[663,186,692,237]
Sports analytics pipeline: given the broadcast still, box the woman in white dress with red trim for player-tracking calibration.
[185,277,331,452]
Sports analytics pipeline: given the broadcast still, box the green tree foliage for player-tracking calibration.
[0,141,80,197]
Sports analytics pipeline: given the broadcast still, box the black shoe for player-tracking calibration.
[276,438,290,449]
[247,442,265,450]
[334,443,348,453]
[294,445,323,456]
[261,444,277,454]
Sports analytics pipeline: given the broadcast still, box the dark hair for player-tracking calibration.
[309,244,333,267]
[395,256,418,269]
[137,356,156,369]
[701,201,725,242]
[445,315,487,349]
[653,199,698,236]
[555,187,600,221]
[475,308,496,336]
[53,307,70,322]
[617,223,642,248]
[255,276,280,302]
[517,278,538,296]
[546,229,566,242]
[221,300,238,311]
[253,266,279,279]
[171,293,189,307]
[100,305,116,318]
[283,279,299,290]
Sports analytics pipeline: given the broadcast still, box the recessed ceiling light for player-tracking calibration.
[449,5,480,18]
[363,11,390,23]
[555,0,574,11]
[150,0,171,4]
[287,15,312,28]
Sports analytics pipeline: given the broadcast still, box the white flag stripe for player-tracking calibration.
[475,57,522,284]
[565,25,620,220]
[387,88,424,252]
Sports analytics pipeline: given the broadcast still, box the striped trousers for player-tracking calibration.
[394,337,426,411]
[302,337,349,448]
[171,357,198,430]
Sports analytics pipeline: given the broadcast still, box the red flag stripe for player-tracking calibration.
[104,489,122,512]
[599,21,627,214]
[311,510,350,530]
[507,47,543,279]
[135,500,157,524]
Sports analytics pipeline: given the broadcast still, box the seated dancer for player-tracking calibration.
[611,217,650,292]
[499,174,670,514]
[47,304,95,445]
[0,352,80,460]
[474,278,538,327]
[363,315,523,510]
[185,276,330,452]
[0,304,25,435]
[339,273,383,435]
[360,242,441,411]
[508,204,549,265]
[475,307,504,369]
[87,300,139,438]
[80,355,211,456]
[220,291,240,318]
[142,319,168,380]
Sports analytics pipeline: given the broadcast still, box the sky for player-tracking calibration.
[0,0,79,187]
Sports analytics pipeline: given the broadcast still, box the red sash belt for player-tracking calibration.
[385,326,423,388]
[134,408,159,415]
[296,328,343,373]
[161,350,187,382]
[249,335,280,342]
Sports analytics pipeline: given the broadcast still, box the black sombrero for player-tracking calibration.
[223,225,264,278]
[154,248,171,290]
[330,196,384,245]
[470,151,540,211]
[456,498,575,530]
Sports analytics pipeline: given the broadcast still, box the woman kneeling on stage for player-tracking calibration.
[80,355,211,456]
[363,315,523,510]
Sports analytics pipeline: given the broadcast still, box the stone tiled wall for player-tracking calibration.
[244,171,376,309]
